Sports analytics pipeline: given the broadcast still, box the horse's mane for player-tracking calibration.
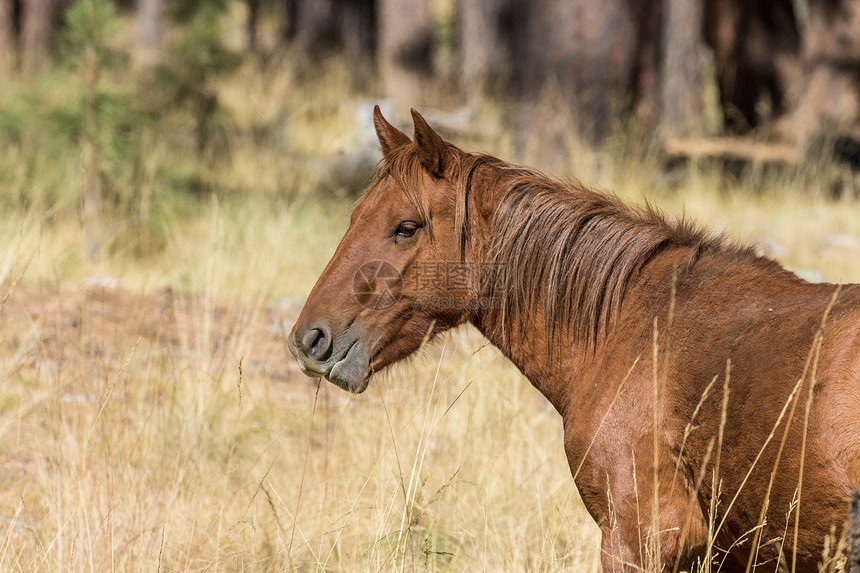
[373,144,757,350]
[488,173,722,350]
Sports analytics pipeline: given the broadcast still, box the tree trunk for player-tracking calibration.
[704,0,799,132]
[630,0,664,134]
[457,0,511,101]
[138,0,162,65]
[0,0,15,78]
[661,0,704,137]
[246,0,259,53]
[22,0,56,73]
[279,0,375,85]
[792,0,860,149]
[512,0,637,148]
[280,0,295,43]
[338,0,376,86]
[378,0,433,104]
[288,0,338,57]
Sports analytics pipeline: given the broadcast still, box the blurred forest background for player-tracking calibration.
[1,0,859,260]
[2,2,860,571]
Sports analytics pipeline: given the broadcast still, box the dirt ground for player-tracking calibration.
[0,278,310,390]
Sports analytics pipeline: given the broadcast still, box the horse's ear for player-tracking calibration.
[411,108,447,176]
[373,105,410,158]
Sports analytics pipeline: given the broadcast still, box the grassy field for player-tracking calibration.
[1,55,859,571]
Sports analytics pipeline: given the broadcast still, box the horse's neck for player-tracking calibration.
[465,174,681,415]
[465,164,580,411]
[469,247,674,416]
[471,310,590,415]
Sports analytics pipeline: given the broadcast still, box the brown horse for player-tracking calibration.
[288,107,860,571]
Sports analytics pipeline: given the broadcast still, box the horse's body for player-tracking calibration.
[289,107,860,571]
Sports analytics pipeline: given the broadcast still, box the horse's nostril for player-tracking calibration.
[303,325,331,360]
[306,329,322,355]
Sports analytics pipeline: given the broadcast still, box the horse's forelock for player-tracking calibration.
[362,144,435,238]
[366,143,487,251]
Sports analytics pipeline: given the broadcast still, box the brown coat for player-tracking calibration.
[290,107,859,571]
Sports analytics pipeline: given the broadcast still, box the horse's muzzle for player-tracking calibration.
[289,323,372,393]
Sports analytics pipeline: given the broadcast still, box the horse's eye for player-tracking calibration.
[393,221,421,239]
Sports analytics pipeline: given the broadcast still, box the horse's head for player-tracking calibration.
[288,107,482,393]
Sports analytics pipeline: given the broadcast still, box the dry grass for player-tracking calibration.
[2,182,858,571]
[1,57,859,572]
[0,198,603,571]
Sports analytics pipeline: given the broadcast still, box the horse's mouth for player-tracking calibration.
[288,327,374,394]
[325,340,372,394]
